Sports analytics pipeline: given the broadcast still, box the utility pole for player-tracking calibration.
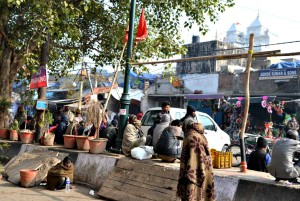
[35,36,49,143]
[115,0,136,151]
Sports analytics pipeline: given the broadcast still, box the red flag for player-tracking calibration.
[135,8,148,42]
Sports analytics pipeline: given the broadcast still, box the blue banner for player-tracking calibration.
[259,69,298,80]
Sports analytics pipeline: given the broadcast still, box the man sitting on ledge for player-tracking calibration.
[267,129,300,183]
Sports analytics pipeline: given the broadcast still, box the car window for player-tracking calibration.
[141,110,160,126]
[175,112,181,120]
[198,115,215,131]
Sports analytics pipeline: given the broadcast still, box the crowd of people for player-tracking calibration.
[120,102,215,200]
[11,100,300,198]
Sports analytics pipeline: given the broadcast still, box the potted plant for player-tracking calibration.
[86,101,107,154]
[63,122,77,149]
[19,90,35,144]
[42,110,55,146]
[9,119,19,141]
[0,98,11,139]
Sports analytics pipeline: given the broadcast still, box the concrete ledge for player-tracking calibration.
[233,179,300,201]
[2,140,300,200]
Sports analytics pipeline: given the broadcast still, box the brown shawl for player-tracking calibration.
[47,162,74,190]
[177,123,215,201]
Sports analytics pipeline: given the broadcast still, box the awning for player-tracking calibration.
[111,87,144,101]
[185,94,225,100]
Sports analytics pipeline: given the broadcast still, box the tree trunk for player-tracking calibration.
[35,38,50,143]
[0,44,22,128]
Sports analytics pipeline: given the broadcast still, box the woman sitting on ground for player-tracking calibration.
[155,119,184,163]
[47,156,74,191]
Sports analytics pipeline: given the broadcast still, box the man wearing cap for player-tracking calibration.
[267,129,300,183]
[180,105,197,132]
[247,137,271,172]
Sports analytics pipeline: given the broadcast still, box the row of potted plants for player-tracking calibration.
[0,94,108,154]
[64,101,108,154]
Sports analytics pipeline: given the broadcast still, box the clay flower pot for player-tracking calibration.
[9,130,18,141]
[76,136,94,151]
[43,133,55,146]
[89,138,108,154]
[20,130,34,144]
[64,135,76,149]
[20,169,38,188]
[0,128,9,139]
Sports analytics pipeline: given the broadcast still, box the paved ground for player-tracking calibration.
[0,177,103,201]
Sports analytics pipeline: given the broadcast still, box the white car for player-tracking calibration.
[141,107,231,151]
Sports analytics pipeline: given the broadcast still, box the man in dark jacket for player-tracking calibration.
[54,115,69,144]
[103,120,118,149]
[180,105,197,132]
[155,119,184,162]
[247,137,271,172]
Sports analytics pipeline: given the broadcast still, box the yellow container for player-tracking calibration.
[210,149,232,169]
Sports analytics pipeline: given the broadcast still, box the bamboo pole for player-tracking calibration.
[240,33,254,173]
[102,42,127,115]
[130,50,280,65]
[130,49,300,66]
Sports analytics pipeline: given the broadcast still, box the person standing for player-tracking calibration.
[180,105,197,132]
[287,114,299,133]
[177,120,215,201]
[158,101,172,121]
[64,106,74,123]
[14,105,27,129]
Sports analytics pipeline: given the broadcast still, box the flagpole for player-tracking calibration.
[115,0,136,151]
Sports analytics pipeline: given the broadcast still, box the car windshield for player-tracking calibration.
[141,110,160,126]
[197,115,215,131]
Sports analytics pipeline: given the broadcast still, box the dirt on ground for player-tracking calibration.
[0,176,104,201]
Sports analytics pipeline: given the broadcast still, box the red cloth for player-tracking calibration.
[137,113,143,120]
[135,8,148,41]
[124,8,148,43]
[49,125,58,133]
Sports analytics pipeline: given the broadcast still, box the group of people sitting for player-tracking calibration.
[121,101,197,163]
[247,129,300,183]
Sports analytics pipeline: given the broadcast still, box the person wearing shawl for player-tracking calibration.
[122,115,147,156]
[177,120,215,201]
[152,114,171,148]
[47,156,74,191]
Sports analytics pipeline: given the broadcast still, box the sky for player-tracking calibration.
[84,0,300,74]
[183,0,300,54]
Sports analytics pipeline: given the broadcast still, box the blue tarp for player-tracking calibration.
[129,70,157,82]
[269,62,300,69]
[118,70,157,90]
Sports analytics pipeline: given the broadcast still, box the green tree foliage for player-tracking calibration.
[1,0,234,78]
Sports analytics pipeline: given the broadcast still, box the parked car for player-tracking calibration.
[141,107,231,151]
